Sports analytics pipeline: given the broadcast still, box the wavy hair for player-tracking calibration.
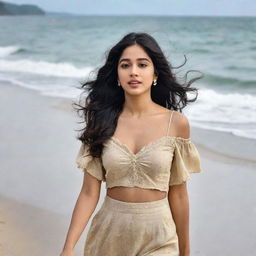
[73,32,203,158]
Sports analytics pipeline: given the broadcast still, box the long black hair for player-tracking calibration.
[73,32,203,158]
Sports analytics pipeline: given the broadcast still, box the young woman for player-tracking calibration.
[60,32,203,256]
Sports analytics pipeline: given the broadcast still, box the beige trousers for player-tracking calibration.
[84,195,179,256]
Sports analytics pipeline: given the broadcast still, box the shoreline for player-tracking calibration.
[2,79,255,163]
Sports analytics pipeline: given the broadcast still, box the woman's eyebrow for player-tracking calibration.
[119,58,151,63]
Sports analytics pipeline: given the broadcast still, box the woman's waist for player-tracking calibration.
[106,186,167,203]
[102,189,170,214]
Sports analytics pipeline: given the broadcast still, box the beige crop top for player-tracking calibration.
[76,110,203,192]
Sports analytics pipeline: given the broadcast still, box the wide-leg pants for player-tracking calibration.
[84,195,179,256]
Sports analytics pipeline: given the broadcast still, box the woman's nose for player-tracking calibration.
[130,65,139,76]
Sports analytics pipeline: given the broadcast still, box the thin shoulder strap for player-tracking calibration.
[166,110,174,136]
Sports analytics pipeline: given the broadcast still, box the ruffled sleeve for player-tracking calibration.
[169,137,202,186]
[76,143,106,182]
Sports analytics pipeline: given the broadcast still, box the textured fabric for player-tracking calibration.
[76,110,203,191]
[76,136,202,191]
[84,195,179,256]
[76,143,106,181]
[169,137,202,186]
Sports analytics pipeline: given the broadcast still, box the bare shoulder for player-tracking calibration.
[172,110,190,139]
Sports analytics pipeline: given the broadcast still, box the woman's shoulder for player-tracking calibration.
[171,110,190,139]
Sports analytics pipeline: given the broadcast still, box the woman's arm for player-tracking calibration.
[60,171,102,254]
[168,111,191,255]
[168,183,190,256]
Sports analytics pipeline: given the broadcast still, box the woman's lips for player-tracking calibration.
[128,82,141,88]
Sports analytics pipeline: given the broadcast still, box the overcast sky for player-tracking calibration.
[7,0,256,16]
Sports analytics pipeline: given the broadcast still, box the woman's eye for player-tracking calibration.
[120,64,129,68]
[120,63,147,68]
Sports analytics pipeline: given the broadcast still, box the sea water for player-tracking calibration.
[0,15,255,139]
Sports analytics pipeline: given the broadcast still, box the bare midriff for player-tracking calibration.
[106,186,167,203]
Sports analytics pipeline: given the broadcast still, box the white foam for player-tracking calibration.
[190,121,256,140]
[0,45,20,57]
[0,59,94,78]
[0,76,82,99]
[186,88,256,123]
[1,74,255,140]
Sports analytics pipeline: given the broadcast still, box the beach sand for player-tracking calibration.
[0,82,255,256]
[0,194,75,256]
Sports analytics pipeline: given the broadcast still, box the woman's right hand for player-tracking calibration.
[60,248,74,256]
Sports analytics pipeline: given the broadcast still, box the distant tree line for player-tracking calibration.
[0,1,45,15]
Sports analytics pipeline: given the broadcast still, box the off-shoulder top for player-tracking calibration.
[76,110,203,192]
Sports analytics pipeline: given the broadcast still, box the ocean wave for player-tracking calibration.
[204,73,256,87]
[185,87,256,140]
[186,88,256,124]
[0,76,81,99]
[226,65,256,72]
[0,46,23,57]
[191,122,256,140]
[190,48,211,54]
[0,59,94,78]
[1,75,255,139]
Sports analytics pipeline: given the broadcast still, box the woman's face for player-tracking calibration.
[117,44,156,95]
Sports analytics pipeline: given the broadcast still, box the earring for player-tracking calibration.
[153,78,157,86]
[118,80,121,86]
